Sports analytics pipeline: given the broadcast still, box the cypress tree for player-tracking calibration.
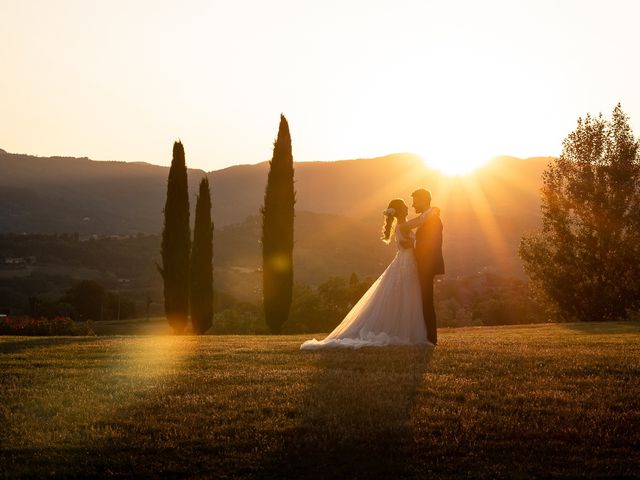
[158,141,191,334]
[261,114,295,333]
[190,177,214,334]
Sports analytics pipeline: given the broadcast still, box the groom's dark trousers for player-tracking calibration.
[415,214,445,345]
[418,272,437,344]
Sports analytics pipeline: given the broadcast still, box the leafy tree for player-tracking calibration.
[62,280,105,321]
[287,275,375,333]
[261,114,295,333]
[158,141,191,333]
[58,281,136,321]
[520,104,640,321]
[190,177,214,334]
[348,273,373,307]
[318,277,351,311]
[105,291,137,321]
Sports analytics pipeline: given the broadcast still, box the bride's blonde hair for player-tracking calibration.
[381,198,407,244]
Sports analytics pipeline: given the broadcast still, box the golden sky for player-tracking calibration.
[2,0,639,173]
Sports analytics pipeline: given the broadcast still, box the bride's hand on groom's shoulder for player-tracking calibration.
[431,206,441,216]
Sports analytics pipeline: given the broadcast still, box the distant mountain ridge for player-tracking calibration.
[0,148,553,276]
[0,148,550,228]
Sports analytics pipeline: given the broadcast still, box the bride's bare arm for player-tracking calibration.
[398,207,440,234]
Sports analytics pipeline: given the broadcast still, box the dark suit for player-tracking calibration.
[414,212,444,344]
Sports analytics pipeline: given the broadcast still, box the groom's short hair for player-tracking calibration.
[411,188,431,204]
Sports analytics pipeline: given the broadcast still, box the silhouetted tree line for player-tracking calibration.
[210,273,374,334]
[61,280,137,321]
[207,271,541,334]
[0,268,545,332]
[436,273,541,327]
[0,278,137,321]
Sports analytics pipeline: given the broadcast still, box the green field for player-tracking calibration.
[1,322,639,479]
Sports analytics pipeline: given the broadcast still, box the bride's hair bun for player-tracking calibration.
[381,199,406,244]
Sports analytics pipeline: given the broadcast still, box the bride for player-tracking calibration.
[300,198,438,350]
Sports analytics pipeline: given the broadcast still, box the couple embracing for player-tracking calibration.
[301,189,444,350]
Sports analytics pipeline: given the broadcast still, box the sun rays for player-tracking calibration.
[416,151,493,176]
[317,155,522,279]
[419,160,518,276]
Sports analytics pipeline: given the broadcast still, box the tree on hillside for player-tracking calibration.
[261,114,295,333]
[158,141,191,333]
[520,104,640,321]
[190,177,214,334]
[61,280,136,321]
[62,280,104,321]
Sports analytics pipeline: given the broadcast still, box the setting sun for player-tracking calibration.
[417,148,493,176]
[410,115,497,174]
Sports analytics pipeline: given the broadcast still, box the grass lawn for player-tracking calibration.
[1,322,639,479]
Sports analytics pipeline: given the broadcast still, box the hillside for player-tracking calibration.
[0,149,551,278]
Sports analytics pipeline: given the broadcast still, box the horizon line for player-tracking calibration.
[0,147,556,174]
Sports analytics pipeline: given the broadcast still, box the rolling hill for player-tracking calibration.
[0,148,552,277]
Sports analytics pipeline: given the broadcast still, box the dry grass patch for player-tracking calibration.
[1,322,639,479]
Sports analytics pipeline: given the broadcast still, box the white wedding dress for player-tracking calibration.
[300,225,431,350]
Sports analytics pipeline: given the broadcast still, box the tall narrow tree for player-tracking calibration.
[190,177,214,334]
[261,114,295,333]
[158,141,191,334]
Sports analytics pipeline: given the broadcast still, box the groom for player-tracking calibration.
[399,189,444,345]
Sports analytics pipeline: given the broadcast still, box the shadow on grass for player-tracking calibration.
[256,346,433,479]
[91,318,172,336]
[0,336,96,354]
[1,338,433,479]
[0,336,193,479]
[557,320,640,335]
[5,333,640,479]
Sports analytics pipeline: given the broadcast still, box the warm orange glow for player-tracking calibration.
[417,151,492,176]
[3,2,638,170]
[457,175,512,272]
